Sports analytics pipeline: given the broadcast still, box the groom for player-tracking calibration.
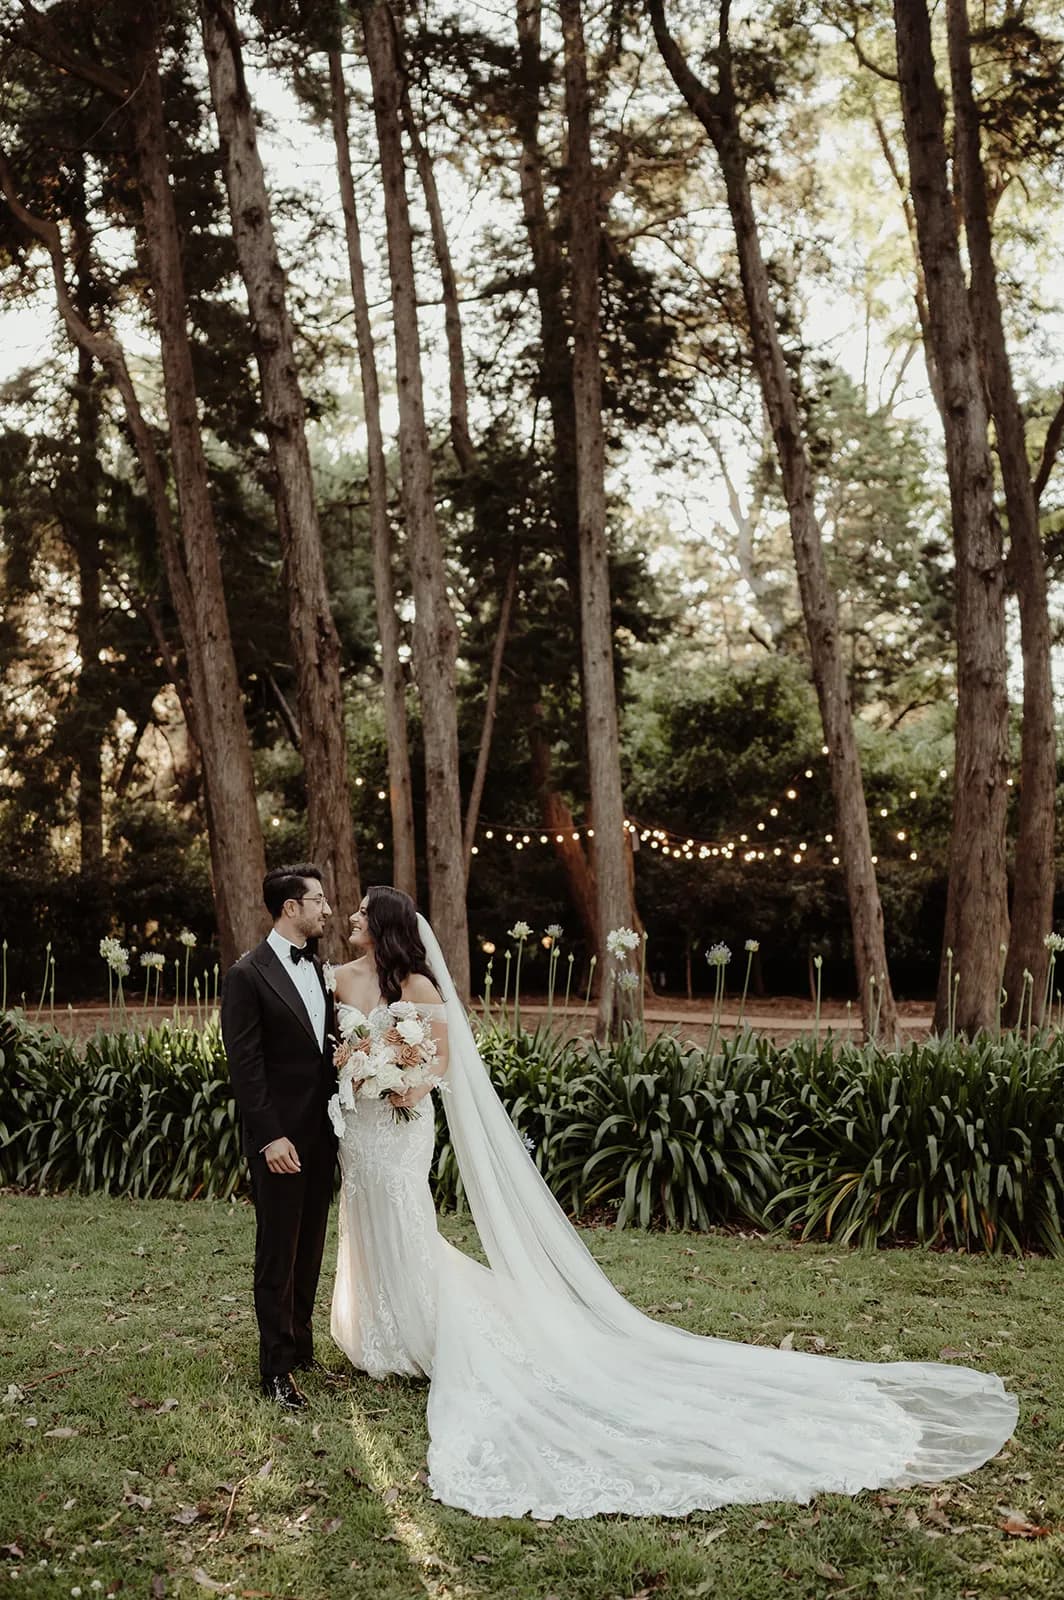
[221,864,337,1409]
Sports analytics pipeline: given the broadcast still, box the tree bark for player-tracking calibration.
[200,0,360,942]
[68,162,105,880]
[650,0,899,1040]
[329,44,417,898]
[395,52,477,474]
[559,0,635,1033]
[463,553,519,874]
[0,137,267,968]
[359,0,470,993]
[514,0,581,580]
[528,708,599,953]
[893,0,1009,1034]
[946,0,1055,1024]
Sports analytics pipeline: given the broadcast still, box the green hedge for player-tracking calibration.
[3,1010,1064,1253]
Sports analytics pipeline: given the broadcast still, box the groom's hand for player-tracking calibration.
[263,1137,301,1175]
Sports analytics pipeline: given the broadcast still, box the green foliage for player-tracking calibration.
[771,1035,1064,1254]
[0,1011,241,1200]
[9,1009,1064,1256]
[551,1032,780,1229]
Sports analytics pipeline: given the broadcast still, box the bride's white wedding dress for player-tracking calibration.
[331,922,1017,1520]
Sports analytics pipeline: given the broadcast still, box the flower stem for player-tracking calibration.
[35,941,51,1021]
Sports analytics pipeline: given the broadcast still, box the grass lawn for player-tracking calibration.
[0,1195,1060,1600]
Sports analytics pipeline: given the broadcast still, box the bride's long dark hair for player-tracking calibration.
[365,885,440,1004]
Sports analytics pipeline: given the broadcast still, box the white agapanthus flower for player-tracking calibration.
[99,937,130,977]
[744,939,760,953]
[605,926,640,959]
[1044,932,1064,953]
[509,921,533,942]
[545,923,564,941]
[140,952,166,970]
[616,970,640,992]
[705,942,732,967]
[177,929,197,949]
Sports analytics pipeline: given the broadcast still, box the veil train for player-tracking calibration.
[415,914,1017,1519]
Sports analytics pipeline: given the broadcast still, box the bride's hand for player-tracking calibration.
[388,1084,431,1111]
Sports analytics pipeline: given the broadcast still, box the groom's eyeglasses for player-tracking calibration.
[299,892,329,907]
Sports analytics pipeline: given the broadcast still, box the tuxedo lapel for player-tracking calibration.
[253,941,320,1048]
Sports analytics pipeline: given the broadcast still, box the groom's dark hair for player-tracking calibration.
[263,863,323,921]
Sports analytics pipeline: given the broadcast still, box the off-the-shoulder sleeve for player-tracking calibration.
[419,1002,449,1023]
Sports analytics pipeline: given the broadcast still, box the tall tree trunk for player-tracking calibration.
[650,0,899,1040]
[69,163,105,880]
[559,0,635,1033]
[528,708,599,953]
[329,44,417,898]
[946,0,1055,1024]
[0,145,267,969]
[893,0,1009,1035]
[394,54,477,474]
[200,0,360,942]
[359,0,470,993]
[463,554,519,874]
[514,0,580,581]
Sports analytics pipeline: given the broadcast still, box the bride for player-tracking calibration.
[330,885,1017,1520]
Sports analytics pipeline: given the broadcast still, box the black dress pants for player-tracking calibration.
[248,1129,336,1378]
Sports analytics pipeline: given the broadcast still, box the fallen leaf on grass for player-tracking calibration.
[381,1486,400,1505]
[156,1398,179,1414]
[999,1509,1051,1538]
[256,1459,273,1479]
[753,1519,776,1531]
[813,1562,844,1582]
[191,1567,232,1592]
[471,1553,493,1564]
[123,1491,153,1511]
[172,1507,203,1525]
[778,1332,795,1351]
[1,1543,24,1559]
[322,1518,342,1535]
[701,1527,726,1544]
[938,1347,975,1361]
[151,1577,167,1598]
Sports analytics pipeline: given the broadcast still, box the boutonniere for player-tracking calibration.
[322,962,338,994]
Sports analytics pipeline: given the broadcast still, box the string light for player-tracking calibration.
[428,754,975,873]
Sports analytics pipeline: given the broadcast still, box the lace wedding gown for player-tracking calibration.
[331,937,1017,1521]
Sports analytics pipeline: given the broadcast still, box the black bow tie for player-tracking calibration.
[290,945,312,965]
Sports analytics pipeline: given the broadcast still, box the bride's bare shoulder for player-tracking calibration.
[403,973,444,1006]
[333,957,374,999]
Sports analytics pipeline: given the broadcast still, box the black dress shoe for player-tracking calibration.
[259,1373,307,1410]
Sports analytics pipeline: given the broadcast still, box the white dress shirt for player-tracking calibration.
[267,927,326,1049]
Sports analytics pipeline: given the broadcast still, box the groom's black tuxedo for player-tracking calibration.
[221,938,338,1379]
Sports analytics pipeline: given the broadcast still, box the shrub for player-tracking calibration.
[771,1035,1064,1253]
[6,1008,1064,1254]
[0,1011,241,1199]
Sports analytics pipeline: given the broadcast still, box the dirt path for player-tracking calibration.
[31,996,935,1045]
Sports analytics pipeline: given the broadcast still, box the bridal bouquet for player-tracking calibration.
[328,1000,440,1130]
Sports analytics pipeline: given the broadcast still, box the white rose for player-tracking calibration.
[389,1000,417,1018]
[396,1017,425,1046]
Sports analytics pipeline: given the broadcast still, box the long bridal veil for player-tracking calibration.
[415,915,1017,1519]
